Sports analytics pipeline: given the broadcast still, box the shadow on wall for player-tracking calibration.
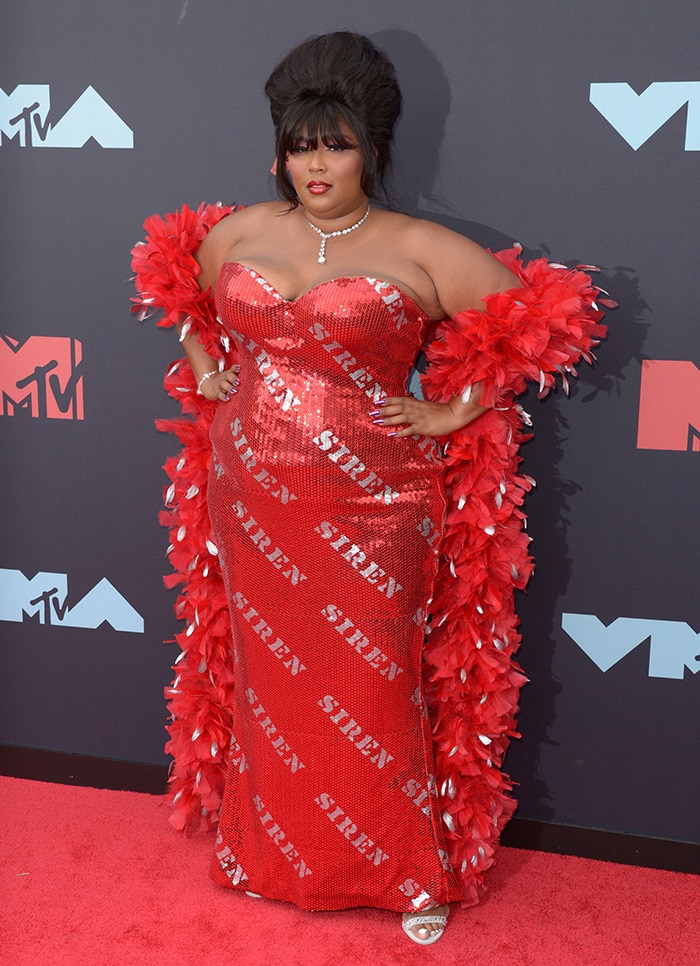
[373,27,517,250]
[507,269,648,822]
[374,28,649,822]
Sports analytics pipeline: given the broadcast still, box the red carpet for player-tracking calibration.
[1,776,697,965]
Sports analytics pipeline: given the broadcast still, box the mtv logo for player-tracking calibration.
[0,85,50,145]
[0,569,144,633]
[0,84,133,149]
[590,82,700,150]
[1,335,84,419]
[562,614,700,680]
[637,360,700,452]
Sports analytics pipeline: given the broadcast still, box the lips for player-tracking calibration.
[307,181,331,194]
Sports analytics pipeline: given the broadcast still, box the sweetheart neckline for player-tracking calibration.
[218,261,435,319]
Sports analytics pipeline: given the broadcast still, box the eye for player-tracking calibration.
[289,141,310,154]
[325,140,357,152]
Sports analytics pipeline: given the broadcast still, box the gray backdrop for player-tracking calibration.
[1,0,697,845]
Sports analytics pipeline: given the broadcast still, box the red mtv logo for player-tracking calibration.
[637,360,700,451]
[0,335,84,419]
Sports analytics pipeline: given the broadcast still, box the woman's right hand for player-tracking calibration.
[198,364,240,401]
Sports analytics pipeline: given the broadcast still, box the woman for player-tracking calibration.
[132,32,607,946]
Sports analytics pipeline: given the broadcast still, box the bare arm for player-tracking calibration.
[417,220,519,318]
[177,212,243,401]
[377,221,519,438]
[175,325,239,401]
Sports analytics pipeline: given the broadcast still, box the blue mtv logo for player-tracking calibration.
[0,569,143,633]
[0,85,133,148]
[590,82,700,150]
[562,614,700,680]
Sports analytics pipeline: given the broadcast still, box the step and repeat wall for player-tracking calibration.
[1,1,697,845]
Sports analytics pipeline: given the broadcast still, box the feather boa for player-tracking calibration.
[420,249,608,904]
[131,205,609,903]
[131,203,238,831]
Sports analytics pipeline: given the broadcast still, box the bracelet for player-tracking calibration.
[197,369,218,395]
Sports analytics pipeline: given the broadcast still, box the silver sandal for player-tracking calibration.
[402,910,449,946]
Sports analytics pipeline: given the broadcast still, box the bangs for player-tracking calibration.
[277,98,359,154]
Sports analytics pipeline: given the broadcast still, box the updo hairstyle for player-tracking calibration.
[264,32,402,206]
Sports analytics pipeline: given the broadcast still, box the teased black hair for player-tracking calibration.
[264,31,402,206]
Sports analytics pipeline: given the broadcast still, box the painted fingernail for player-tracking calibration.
[234,379,240,387]
[372,418,385,425]
[368,410,381,417]
[375,399,387,406]
[387,431,398,438]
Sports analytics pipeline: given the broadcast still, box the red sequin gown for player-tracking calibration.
[207,264,463,910]
[131,203,609,908]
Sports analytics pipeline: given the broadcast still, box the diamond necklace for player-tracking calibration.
[306,204,371,264]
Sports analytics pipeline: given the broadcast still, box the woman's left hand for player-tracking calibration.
[371,392,487,438]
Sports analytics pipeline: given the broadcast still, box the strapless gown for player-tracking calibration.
[207,263,464,910]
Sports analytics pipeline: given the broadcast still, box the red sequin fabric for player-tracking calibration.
[207,264,463,910]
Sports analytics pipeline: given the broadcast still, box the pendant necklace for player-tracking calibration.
[306,204,371,264]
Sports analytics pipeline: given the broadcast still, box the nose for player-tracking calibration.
[308,146,326,172]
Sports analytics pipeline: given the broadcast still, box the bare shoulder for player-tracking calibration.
[406,216,486,257]
[196,202,286,290]
[404,216,520,316]
[406,216,503,274]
